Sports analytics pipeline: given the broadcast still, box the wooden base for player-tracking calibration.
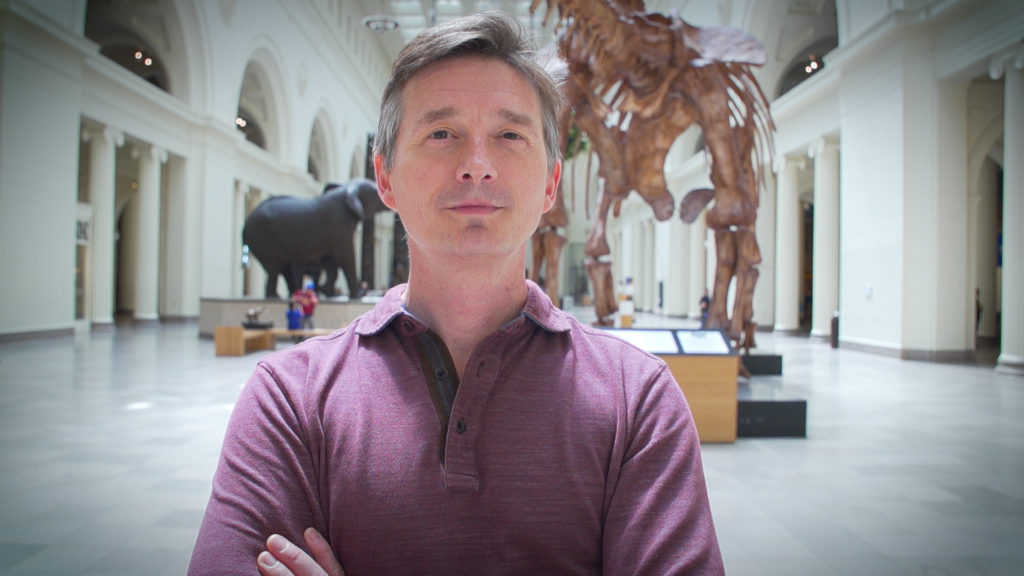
[268,328,335,341]
[214,326,273,356]
[214,326,338,356]
[659,354,738,443]
[200,297,373,337]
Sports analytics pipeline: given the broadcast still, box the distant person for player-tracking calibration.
[189,12,722,575]
[285,302,302,331]
[622,276,635,300]
[699,288,711,328]
[291,281,318,329]
[975,288,983,336]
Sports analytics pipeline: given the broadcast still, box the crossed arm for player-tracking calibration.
[257,528,344,576]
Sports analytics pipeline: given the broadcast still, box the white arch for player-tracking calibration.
[172,0,205,109]
[235,38,290,159]
[743,0,839,101]
[968,114,1005,191]
[308,104,339,182]
[84,0,192,103]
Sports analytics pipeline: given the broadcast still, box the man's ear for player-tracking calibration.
[542,160,562,213]
[373,154,397,211]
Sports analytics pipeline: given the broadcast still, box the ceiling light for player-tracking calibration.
[362,15,399,33]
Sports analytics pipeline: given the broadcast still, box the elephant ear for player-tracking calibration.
[683,24,767,67]
[344,188,365,220]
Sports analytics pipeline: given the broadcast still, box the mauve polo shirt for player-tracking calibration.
[189,281,723,575]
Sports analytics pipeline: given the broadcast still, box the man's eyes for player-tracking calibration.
[426,130,523,141]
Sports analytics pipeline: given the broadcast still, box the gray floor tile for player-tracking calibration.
[0,313,1021,575]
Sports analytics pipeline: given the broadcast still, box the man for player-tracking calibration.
[700,288,711,328]
[189,12,723,575]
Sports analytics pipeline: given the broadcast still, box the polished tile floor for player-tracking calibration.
[0,311,1021,575]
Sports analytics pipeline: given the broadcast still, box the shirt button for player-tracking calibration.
[455,419,466,434]
[434,367,448,379]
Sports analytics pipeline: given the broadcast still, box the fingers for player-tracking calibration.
[303,528,346,576]
[257,533,325,576]
[257,549,290,576]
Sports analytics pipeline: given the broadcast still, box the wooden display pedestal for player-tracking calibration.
[214,325,273,356]
[601,328,738,443]
[660,354,738,442]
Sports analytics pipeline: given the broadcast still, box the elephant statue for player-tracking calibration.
[242,178,388,299]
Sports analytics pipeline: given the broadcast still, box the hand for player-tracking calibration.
[257,527,345,576]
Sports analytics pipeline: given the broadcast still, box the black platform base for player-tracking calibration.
[740,354,783,375]
[737,399,807,438]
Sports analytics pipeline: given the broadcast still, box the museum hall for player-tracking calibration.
[0,0,1021,574]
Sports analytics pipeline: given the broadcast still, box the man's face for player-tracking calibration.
[375,56,560,263]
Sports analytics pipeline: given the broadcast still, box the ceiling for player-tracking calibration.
[386,0,541,42]
[364,0,840,100]
[365,0,556,57]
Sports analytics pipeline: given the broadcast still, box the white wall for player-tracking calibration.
[0,6,84,334]
[833,40,905,351]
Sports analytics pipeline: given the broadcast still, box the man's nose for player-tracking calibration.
[458,137,496,183]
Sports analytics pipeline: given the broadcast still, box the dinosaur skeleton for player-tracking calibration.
[529,0,774,347]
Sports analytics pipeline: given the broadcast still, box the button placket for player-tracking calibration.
[443,326,520,491]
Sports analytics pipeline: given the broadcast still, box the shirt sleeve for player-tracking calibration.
[601,363,725,575]
[188,360,325,575]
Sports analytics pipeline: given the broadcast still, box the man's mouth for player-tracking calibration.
[449,201,501,216]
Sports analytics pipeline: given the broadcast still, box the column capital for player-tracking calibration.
[105,127,125,147]
[130,143,168,164]
[245,186,264,202]
[773,153,807,173]
[807,136,839,159]
[989,41,1024,80]
[81,126,125,147]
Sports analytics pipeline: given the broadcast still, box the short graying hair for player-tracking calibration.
[373,12,564,174]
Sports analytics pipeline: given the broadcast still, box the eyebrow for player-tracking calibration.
[498,108,534,128]
[416,106,536,129]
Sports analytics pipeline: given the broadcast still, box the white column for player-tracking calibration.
[976,160,999,339]
[664,214,689,316]
[233,180,247,297]
[808,137,840,339]
[703,227,718,314]
[754,167,777,329]
[774,154,804,331]
[133,144,166,321]
[687,217,707,319]
[643,220,655,311]
[161,156,187,316]
[991,46,1024,374]
[84,126,123,326]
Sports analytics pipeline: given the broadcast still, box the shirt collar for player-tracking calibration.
[354,280,573,337]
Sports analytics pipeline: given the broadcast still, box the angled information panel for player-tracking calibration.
[604,328,681,354]
[675,330,732,355]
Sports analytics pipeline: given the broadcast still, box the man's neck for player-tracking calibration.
[402,252,529,378]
